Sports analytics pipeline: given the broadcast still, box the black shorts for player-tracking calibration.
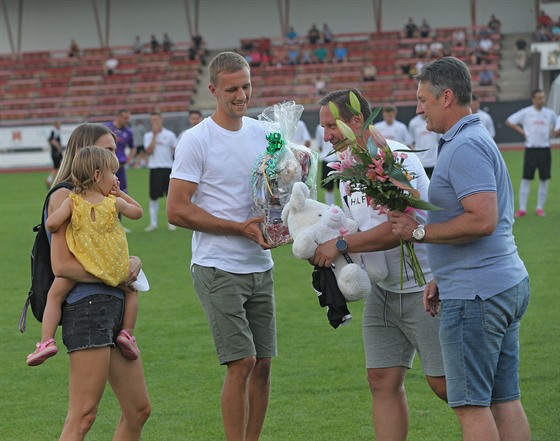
[51,149,63,169]
[321,161,336,190]
[523,148,551,180]
[149,168,171,199]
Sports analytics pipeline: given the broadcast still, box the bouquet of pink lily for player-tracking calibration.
[323,91,440,287]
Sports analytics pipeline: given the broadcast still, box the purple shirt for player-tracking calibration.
[106,121,135,164]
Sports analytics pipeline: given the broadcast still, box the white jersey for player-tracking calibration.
[408,115,440,168]
[339,140,433,293]
[144,127,177,168]
[477,110,496,138]
[171,116,273,274]
[374,120,413,147]
[506,105,557,147]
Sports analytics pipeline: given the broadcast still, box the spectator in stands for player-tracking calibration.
[478,32,494,59]
[535,25,551,42]
[408,114,440,177]
[506,89,557,218]
[106,109,135,197]
[307,24,321,44]
[471,94,496,138]
[429,37,444,58]
[514,38,528,70]
[333,43,348,63]
[487,14,502,35]
[143,111,178,231]
[187,42,198,61]
[452,28,466,48]
[322,23,334,44]
[301,46,313,64]
[192,34,203,51]
[313,45,328,63]
[249,48,263,67]
[150,34,161,53]
[374,104,413,147]
[287,45,300,65]
[315,75,327,95]
[162,32,173,52]
[68,39,80,58]
[285,26,298,45]
[314,124,338,205]
[363,64,377,81]
[552,17,560,41]
[104,52,119,75]
[419,19,431,38]
[413,40,428,58]
[46,121,63,188]
[537,10,553,33]
[478,62,495,86]
[132,35,143,54]
[403,17,418,38]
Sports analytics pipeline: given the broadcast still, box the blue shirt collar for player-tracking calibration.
[438,113,480,154]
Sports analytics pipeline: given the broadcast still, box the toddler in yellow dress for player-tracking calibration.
[27,146,144,366]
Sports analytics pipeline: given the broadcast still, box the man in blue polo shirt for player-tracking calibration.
[389,57,530,441]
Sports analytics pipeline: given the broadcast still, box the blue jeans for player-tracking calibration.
[440,277,530,407]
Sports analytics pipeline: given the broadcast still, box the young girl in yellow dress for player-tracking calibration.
[27,146,145,366]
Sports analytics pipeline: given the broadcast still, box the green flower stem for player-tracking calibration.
[400,239,427,289]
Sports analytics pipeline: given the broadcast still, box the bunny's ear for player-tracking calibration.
[290,182,310,212]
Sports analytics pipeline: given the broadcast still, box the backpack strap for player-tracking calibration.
[18,181,73,333]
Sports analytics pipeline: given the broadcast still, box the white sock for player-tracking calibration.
[149,199,159,226]
[518,179,530,211]
[324,191,335,206]
[537,180,548,210]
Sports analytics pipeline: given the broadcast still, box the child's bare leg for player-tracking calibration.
[42,277,75,342]
[116,287,140,360]
[122,288,139,335]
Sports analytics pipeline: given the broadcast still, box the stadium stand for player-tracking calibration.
[0,46,202,126]
[0,26,501,125]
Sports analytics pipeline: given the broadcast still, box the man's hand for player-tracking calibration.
[240,217,271,249]
[387,210,418,241]
[423,279,440,317]
[310,239,338,267]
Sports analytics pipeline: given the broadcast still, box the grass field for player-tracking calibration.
[0,149,558,440]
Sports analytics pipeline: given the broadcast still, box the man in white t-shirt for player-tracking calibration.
[374,104,413,148]
[506,89,557,217]
[167,52,276,441]
[143,111,178,231]
[313,89,446,440]
[408,114,440,177]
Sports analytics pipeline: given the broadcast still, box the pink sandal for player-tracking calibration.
[27,338,58,366]
[116,330,140,360]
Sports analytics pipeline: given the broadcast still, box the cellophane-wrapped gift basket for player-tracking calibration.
[251,101,318,247]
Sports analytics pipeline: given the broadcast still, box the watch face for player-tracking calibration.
[336,238,348,253]
[413,226,425,240]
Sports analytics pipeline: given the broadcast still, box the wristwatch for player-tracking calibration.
[412,224,425,242]
[335,236,349,254]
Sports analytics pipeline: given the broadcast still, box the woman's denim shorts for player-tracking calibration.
[61,294,124,353]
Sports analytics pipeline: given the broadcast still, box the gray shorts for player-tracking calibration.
[62,294,124,353]
[362,285,444,376]
[191,265,277,365]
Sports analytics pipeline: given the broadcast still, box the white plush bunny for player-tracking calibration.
[281,182,388,301]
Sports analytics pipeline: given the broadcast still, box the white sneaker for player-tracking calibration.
[168,223,177,231]
[122,226,132,233]
[144,225,157,232]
